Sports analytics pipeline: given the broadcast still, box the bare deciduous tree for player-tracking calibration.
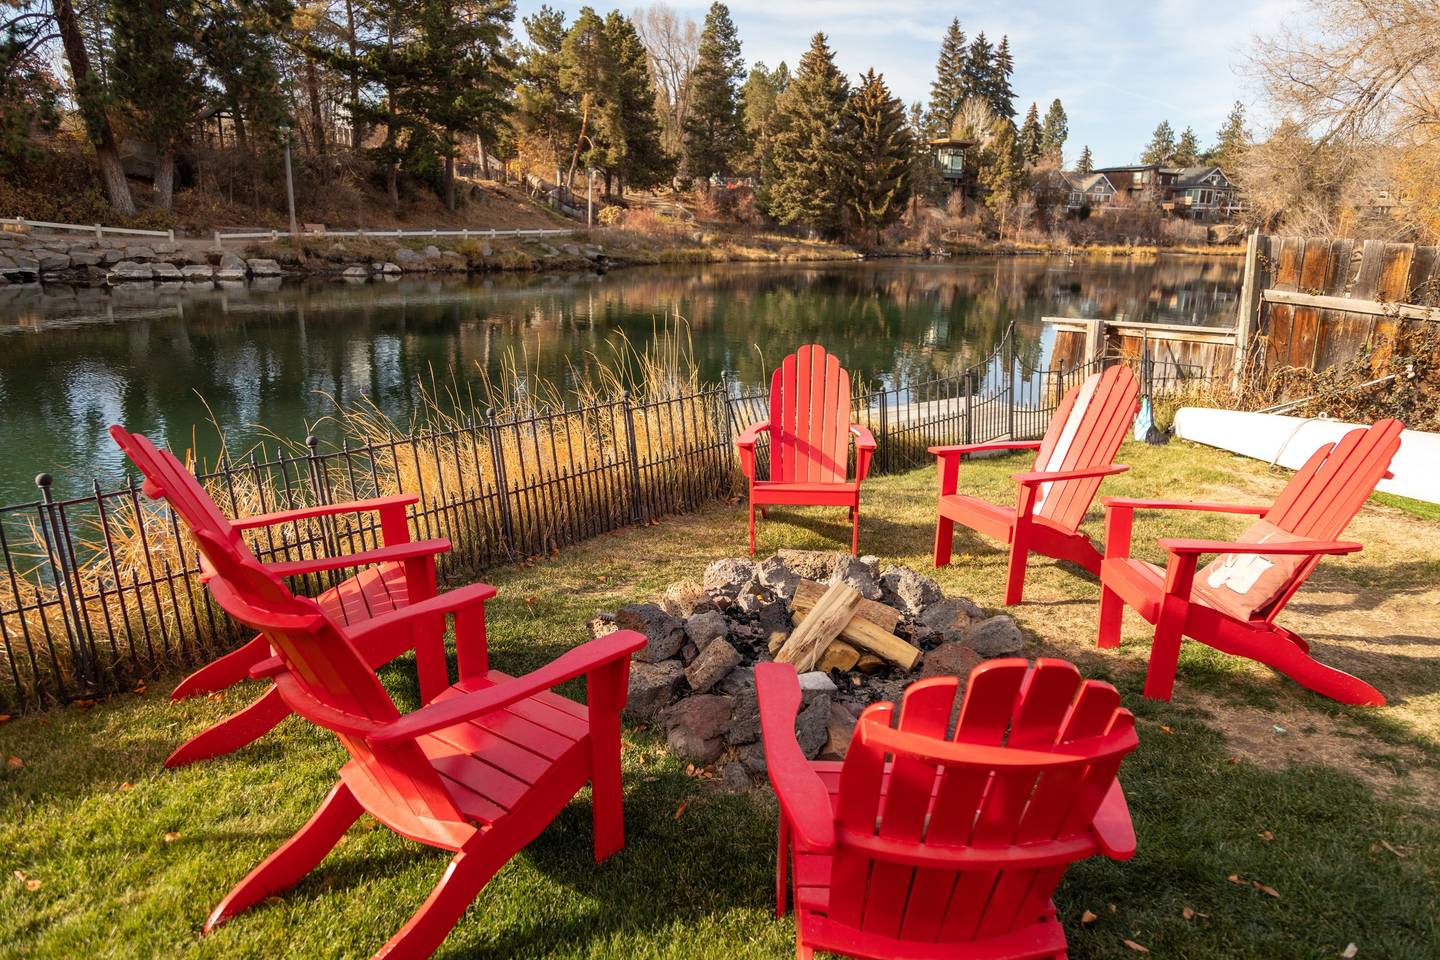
[633,4,698,158]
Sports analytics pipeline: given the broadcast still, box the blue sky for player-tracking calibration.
[514,0,1304,167]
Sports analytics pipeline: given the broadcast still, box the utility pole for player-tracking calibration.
[281,124,299,237]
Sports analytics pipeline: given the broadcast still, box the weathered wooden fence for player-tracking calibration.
[1044,316,1232,394]
[1237,233,1440,375]
[0,327,1098,713]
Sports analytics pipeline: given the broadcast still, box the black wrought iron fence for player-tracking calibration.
[0,327,1158,713]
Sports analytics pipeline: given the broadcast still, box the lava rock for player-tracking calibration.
[919,597,985,642]
[586,612,618,639]
[684,638,741,694]
[757,555,800,600]
[735,580,769,614]
[720,762,751,791]
[795,694,832,760]
[920,641,985,680]
[726,682,761,745]
[615,603,684,662]
[830,554,882,600]
[880,565,943,616]
[624,660,684,720]
[738,740,767,776]
[776,549,843,581]
[663,579,717,618]
[820,701,858,760]
[962,615,1026,657]
[661,694,734,763]
[756,601,791,651]
[684,609,729,651]
[703,557,754,596]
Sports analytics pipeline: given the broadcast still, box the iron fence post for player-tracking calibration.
[877,389,889,475]
[621,392,646,523]
[35,474,92,694]
[964,375,973,445]
[1007,324,1017,440]
[485,409,516,554]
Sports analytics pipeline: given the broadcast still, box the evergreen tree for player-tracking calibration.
[840,69,912,245]
[978,116,1024,233]
[1039,98,1067,161]
[907,99,942,203]
[766,32,849,232]
[515,6,579,170]
[560,6,619,187]
[986,35,1016,121]
[604,11,673,193]
[1207,100,1248,171]
[1173,125,1200,167]
[1076,144,1093,175]
[109,0,202,210]
[923,18,966,138]
[741,60,787,184]
[960,32,993,107]
[681,2,744,183]
[1141,120,1176,165]
[1017,102,1042,165]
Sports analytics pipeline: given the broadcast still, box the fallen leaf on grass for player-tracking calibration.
[673,801,687,820]
[1108,903,1117,913]
[1253,882,1280,898]
[1340,944,1358,958]
[13,870,40,891]
[1159,725,1172,734]
[206,692,224,703]
[119,781,134,792]
[1123,939,1150,954]
[1225,756,1240,764]
[1258,830,1275,841]
[1373,840,1406,858]
[163,831,181,844]
[5,755,22,770]
[1182,907,1195,920]
[1080,910,1098,925]
[0,714,11,724]
[1227,873,1245,885]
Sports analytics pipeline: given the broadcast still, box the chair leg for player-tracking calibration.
[165,684,291,768]
[1096,584,1124,650]
[748,502,757,555]
[850,505,860,555]
[170,635,270,700]
[205,781,362,932]
[1142,597,1187,701]
[589,712,626,863]
[933,515,954,568]
[373,834,509,960]
[775,815,790,918]
[1003,531,1029,606]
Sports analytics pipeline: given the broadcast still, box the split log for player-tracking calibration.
[855,653,885,674]
[792,579,919,671]
[776,582,861,671]
[816,640,861,672]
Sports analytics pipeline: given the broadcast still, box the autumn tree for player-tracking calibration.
[633,4,698,156]
[766,32,848,232]
[680,1,744,183]
[839,69,912,245]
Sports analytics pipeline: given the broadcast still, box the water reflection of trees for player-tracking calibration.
[0,257,1239,499]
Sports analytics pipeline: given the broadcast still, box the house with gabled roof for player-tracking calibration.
[1063,172,1119,212]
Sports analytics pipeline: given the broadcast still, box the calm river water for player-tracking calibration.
[0,255,1240,501]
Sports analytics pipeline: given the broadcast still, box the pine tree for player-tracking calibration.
[924,18,966,138]
[766,32,849,232]
[978,117,1024,234]
[604,11,673,193]
[961,32,993,106]
[1039,98,1067,161]
[1076,144,1093,175]
[1207,100,1248,171]
[560,7,620,187]
[1141,120,1175,166]
[986,35,1016,121]
[741,60,787,183]
[1173,125,1200,167]
[1017,102,1042,164]
[840,69,912,246]
[681,2,745,183]
[907,99,942,203]
[515,6,580,172]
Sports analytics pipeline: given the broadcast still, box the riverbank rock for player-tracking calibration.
[107,261,153,282]
[213,253,246,280]
[151,262,184,282]
[341,265,369,280]
[181,265,214,281]
[246,258,282,277]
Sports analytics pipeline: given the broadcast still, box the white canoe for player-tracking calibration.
[1172,408,1440,505]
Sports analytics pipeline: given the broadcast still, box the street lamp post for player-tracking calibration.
[280,124,299,237]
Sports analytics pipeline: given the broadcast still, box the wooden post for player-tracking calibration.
[1233,230,1261,384]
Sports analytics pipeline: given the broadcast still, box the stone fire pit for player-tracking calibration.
[590,550,1027,790]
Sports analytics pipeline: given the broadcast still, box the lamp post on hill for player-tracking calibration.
[280,124,299,237]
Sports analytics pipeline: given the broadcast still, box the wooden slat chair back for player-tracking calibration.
[931,365,1138,604]
[1095,418,1404,705]
[190,525,644,958]
[736,344,877,554]
[111,424,454,768]
[758,659,1139,960]
[769,344,852,485]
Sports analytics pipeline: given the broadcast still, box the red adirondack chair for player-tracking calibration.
[931,364,1139,605]
[189,526,644,960]
[1096,418,1404,706]
[757,658,1138,960]
[110,425,454,767]
[737,345,877,555]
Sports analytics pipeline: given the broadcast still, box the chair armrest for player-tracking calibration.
[233,494,419,530]
[1159,537,1362,558]
[929,440,1042,459]
[341,581,498,669]
[1012,464,1129,486]
[264,538,450,578]
[756,662,836,852]
[369,630,646,743]
[849,424,877,450]
[736,420,770,448]
[1101,497,1269,515]
[1090,778,1137,860]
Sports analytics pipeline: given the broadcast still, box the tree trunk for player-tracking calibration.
[567,99,590,192]
[153,148,176,211]
[344,0,363,149]
[476,134,488,179]
[53,0,136,217]
[387,162,400,214]
[306,59,327,157]
[445,150,455,211]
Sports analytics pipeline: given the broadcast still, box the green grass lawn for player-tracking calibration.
[2,439,1438,959]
